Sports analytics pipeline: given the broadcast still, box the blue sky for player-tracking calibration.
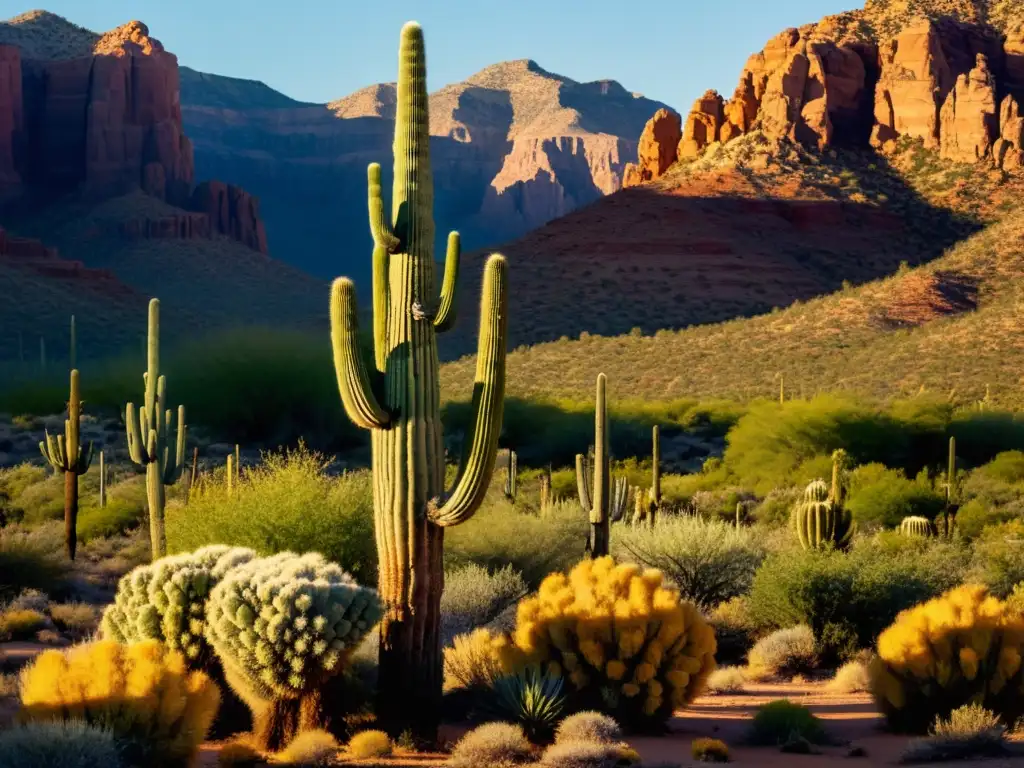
[26,1,856,111]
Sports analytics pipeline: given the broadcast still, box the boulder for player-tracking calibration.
[939,53,997,162]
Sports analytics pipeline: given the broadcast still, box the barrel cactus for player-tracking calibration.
[101,545,256,669]
[869,584,1024,733]
[205,552,383,750]
[496,556,716,730]
[792,478,854,551]
[899,516,935,537]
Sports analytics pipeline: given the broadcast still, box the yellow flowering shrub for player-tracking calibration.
[18,639,220,767]
[497,556,716,729]
[869,584,1024,733]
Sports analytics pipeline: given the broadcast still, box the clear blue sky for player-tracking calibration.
[23,1,856,111]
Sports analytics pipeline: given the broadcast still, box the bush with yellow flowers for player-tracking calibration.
[496,556,716,730]
[869,584,1024,733]
[18,639,221,768]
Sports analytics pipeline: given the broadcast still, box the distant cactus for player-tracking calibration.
[900,516,935,537]
[649,425,661,526]
[539,465,552,514]
[943,436,958,537]
[98,450,106,508]
[504,450,518,502]
[633,486,646,526]
[792,450,855,551]
[39,369,93,560]
[125,298,187,559]
[226,454,234,497]
[610,476,629,523]
[205,552,383,750]
[576,374,613,557]
[100,545,256,670]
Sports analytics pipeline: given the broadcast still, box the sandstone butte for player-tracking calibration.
[623,4,1024,185]
[0,12,268,254]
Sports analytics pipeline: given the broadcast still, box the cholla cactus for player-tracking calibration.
[101,545,256,669]
[899,516,934,537]
[792,474,855,551]
[495,556,716,729]
[205,552,383,750]
[869,584,1024,733]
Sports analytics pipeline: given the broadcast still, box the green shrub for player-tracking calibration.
[846,465,944,529]
[953,498,1021,540]
[14,474,65,525]
[166,446,376,582]
[0,721,123,768]
[973,450,1024,484]
[900,705,1012,763]
[967,521,1024,597]
[441,563,528,646]
[707,597,755,666]
[615,516,765,611]
[751,487,802,527]
[745,539,967,663]
[448,722,533,768]
[0,524,67,602]
[554,712,622,745]
[0,463,48,522]
[748,700,828,747]
[692,737,730,762]
[746,626,816,681]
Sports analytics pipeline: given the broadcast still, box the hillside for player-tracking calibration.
[180,59,669,282]
[442,0,1024,356]
[441,205,1024,407]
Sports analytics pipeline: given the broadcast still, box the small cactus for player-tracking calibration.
[39,369,93,560]
[792,450,855,551]
[504,450,518,502]
[900,516,934,537]
[943,436,958,537]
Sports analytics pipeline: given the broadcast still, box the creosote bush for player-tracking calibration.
[347,729,392,759]
[692,736,731,762]
[746,625,816,681]
[447,722,533,768]
[554,711,622,745]
[18,639,220,768]
[441,563,528,646]
[706,666,747,694]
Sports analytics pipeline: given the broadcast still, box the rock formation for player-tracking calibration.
[190,181,268,253]
[0,226,134,296]
[679,92,723,160]
[994,94,1024,169]
[939,53,998,162]
[623,108,682,185]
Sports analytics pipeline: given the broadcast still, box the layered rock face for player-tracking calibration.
[625,4,1024,186]
[0,13,268,253]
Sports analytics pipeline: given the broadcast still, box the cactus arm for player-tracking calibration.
[75,441,94,475]
[429,254,508,527]
[163,406,186,484]
[126,403,148,464]
[372,243,389,372]
[368,163,400,252]
[575,454,592,513]
[433,231,460,332]
[145,300,160,417]
[330,278,391,430]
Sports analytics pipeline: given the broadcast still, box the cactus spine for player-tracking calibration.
[944,436,957,537]
[504,449,518,502]
[329,21,507,741]
[792,450,855,551]
[99,450,106,508]
[125,298,187,560]
[576,373,611,557]
[39,369,93,560]
[900,516,935,537]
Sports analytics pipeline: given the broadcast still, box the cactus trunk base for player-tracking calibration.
[146,464,166,559]
[63,471,77,561]
[375,524,444,745]
[251,691,323,752]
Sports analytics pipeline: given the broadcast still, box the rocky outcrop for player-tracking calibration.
[939,53,998,162]
[118,212,210,240]
[0,226,133,295]
[679,91,724,159]
[622,108,681,186]
[189,180,268,254]
[994,95,1024,169]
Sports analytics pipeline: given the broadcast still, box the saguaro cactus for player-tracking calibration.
[944,436,957,537]
[504,449,518,502]
[576,373,611,557]
[126,298,187,560]
[329,21,508,741]
[99,450,106,508]
[539,464,552,514]
[649,424,661,526]
[39,369,93,560]
[610,475,629,522]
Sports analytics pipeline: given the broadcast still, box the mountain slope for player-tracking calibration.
[180,59,669,282]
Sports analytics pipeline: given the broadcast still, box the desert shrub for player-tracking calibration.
[489,666,567,742]
[1008,582,1024,615]
[346,729,392,759]
[19,639,220,767]
[167,446,377,582]
[101,545,256,669]
[444,628,506,693]
[614,516,765,610]
[441,563,527,645]
[447,722,533,768]
[827,659,871,693]
[0,608,47,641]
[77,498,146,542]
[691,737,730,762]
[751,487,802,527]
[846,466,944,529]
[538,740,641,767]
[276,729,339,765]
[0,523,67,602]
[446,498,588,588]
[973,450,1024,484]
[900,705,1011,763]
[869,585,1024,733]
[746,539,966,663]
[748,700,828,746]
[706,666,747,694]
[0,463,48,522]
[0,720,123,768]
[48,602,100,639]
[496,556,716,730]
[967,521,1024,598]
[707,597,755,666]
[12,473,65,525]
[205,551,382,751]
[953,498,1021,540]
[746,625,816,681]
[554,711,622,745]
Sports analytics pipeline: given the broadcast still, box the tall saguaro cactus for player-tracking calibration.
[576,373,611,557]
[649,424,661,526]
[39,369,93,560]
[329,21,508,742]
[944,436,957,537]
[125,298,187,560]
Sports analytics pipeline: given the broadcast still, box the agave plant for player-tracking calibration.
[489,665,566,743]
